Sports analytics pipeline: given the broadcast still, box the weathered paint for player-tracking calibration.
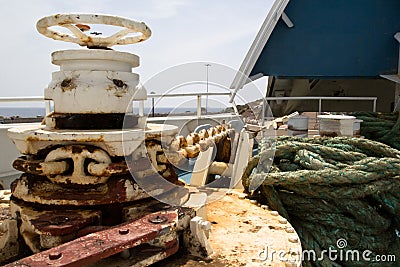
[36,14,151,48]
[4,12,214,265]
[44,145,112,185]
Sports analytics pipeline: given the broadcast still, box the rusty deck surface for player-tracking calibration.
[155,191,302,267]
[0,190,301,267]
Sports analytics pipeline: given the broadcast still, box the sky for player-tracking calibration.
[0,0,274,107]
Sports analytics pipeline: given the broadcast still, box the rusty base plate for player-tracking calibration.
[5,210,179,267]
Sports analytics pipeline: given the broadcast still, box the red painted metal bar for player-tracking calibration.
[5,211,178,267]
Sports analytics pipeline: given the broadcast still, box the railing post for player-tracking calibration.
[197,95,202,118]
[139,101,144,116]
[373,98,377,112]
[45,101,51,115]
[318,99,322,114]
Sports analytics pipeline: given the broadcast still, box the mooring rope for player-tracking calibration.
[243,136,400,266]
[351,111,400,150]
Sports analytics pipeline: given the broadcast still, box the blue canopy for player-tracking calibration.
[250,0,400,78]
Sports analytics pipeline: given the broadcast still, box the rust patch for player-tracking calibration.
[77,226,110,238]
[215,135,231,163]
[114,88,128,98]
[60,78,77,92]
[160,165,179,184]
[30,210,100,236]
[71,145,83,154]
[89,161,130,177]
[26,135,41,142]
[12,174,147,205]
[61,78,72,87]
[13,157,43,175]
[112,79,127,88]
[5,211,178,267]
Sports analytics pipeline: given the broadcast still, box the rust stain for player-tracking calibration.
[90,161,131,177]
[113,88,128,98]
[75,137,105,143]
[30,210,100,236]
[112,79,127,88]
[4,211,178,267]
[77,226,110,238]
[26,136,41,142]
[13,158,45,176]
[60,78,77,92]
[15,174,142,205]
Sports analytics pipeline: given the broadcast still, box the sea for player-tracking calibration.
[0,107,225,118]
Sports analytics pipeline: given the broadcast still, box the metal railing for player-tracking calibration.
[0,95,377,120]
[265,96,377,113]
[147,92,235,118]
[0,96,51,115]
[0,92,239,119]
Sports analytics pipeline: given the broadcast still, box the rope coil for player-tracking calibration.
[243,136,400,266]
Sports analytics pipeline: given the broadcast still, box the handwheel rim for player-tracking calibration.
[36,13,151,48]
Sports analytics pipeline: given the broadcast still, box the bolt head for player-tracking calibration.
[148,215,168,224]
[119,229,130,235]
[49,252,62,260]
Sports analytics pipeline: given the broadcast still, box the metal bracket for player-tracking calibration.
[5,210,179,267]
[281,12,294,28]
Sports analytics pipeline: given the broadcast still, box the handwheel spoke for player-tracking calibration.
[103,28,135,44]
[61,24,90,43]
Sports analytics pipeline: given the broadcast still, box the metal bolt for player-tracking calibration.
[285,227,295,233]
[49,252,62,260]
[148,215,168,224]
[119,229,130,235]
[238,193,247,199]
[279,218,288,224]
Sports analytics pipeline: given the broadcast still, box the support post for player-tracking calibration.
[197,95,202,118]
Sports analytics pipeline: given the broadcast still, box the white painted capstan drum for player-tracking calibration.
[45,50,146,114]
[5,14,197,261]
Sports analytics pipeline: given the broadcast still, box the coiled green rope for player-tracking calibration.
[242,136,400,267]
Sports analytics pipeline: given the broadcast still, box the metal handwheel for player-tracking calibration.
[36,14,151,48]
